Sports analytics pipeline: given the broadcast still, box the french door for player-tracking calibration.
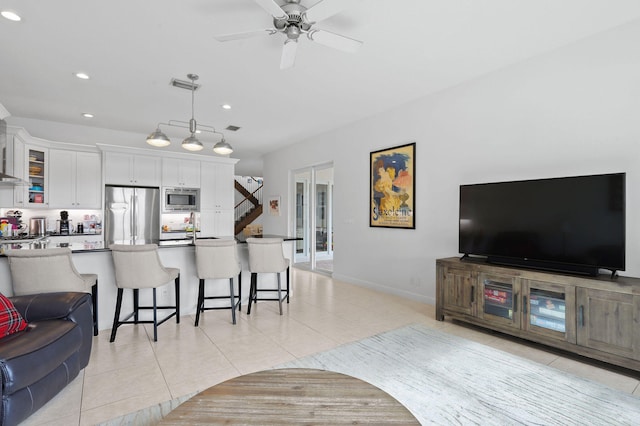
[293,164,333,273]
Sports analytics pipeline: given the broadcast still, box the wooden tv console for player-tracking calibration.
[436,257,640,372]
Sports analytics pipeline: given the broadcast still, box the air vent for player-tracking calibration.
[170,78,200,91]
[226,125,241,131]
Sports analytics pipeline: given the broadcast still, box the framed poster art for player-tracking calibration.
[370,142,415,229]
[268,195,281,216]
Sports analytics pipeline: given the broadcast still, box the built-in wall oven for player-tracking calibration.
[162,187,200,212]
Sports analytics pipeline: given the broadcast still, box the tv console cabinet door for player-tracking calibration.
[576,288,640,361]
[439,265,476,318]
[522,279,576,344]
[478,272,521,330]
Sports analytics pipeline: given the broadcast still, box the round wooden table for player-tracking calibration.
[159,368,419,425]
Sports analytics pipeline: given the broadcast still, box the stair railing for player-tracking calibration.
[234,177,263,223]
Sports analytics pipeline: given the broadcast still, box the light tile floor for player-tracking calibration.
[22,268,640,425]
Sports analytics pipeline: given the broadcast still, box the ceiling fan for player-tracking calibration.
[214,0,363,69]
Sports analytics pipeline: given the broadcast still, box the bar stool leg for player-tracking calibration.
[175,275,180,323]
[247,273,257,314]
[277,273,283,315]
[110,288,124,343]
[133,289,139,323]
[152,288,158,342]
[286,266,290,303]
[92,282,99,336]
[195,278,205,327]
[229,277,237,324]
[238,271,242,312]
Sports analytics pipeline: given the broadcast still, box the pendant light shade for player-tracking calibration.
[146,128,171,147]
[213,138,233,155]
[146,73,233,155]
[181,134,204,151]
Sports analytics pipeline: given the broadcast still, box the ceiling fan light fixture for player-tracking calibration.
[146,128,171,147]
[213,138,233,155]
[182,134,204,151]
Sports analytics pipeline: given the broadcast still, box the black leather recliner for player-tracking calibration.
[0,292,93,426]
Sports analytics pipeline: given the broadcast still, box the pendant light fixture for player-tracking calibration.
[146,73,233,155]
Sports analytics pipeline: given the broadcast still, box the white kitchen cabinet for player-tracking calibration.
[199,162,234,236]
[104,152,160,186]
[161,158,200,187]
[199,209,234,237]
[12,137,26,206]
[200,163,233,210]
[0,134,26,208]
[49,150,101,208]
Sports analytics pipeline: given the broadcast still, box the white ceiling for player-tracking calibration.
[2,0,640,175]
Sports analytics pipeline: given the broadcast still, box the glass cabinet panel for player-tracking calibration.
[529,289,566,333]
[28,148,46,205]
[523,279,576,344]
[479,272,521,329]
[483,280,514,320]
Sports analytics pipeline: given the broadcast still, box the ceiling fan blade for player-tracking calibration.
[280,39,298,69]
[214,29,276,42]
[253,0,288,20]
[304,0,359,23]
[307,29,362,53]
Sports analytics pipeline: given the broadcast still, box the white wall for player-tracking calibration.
[263,20,640,304]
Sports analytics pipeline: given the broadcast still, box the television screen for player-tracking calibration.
[459,173,625,275]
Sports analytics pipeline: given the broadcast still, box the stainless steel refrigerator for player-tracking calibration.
[104,186,160,247]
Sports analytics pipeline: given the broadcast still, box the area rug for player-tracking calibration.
[278,324,640,425]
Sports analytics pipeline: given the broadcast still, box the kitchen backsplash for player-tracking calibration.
[0,208,102,235]
[161,213,199,233]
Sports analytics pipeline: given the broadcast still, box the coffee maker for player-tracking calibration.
[59,210,70,235]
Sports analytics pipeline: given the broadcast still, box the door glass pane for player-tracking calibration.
[296,181,305,254]
[316,184,328,253]
[483,280,514,320]
[529,289,566,332]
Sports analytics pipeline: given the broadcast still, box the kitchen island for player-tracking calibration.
[0,235,298,332]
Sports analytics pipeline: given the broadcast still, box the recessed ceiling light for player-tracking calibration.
[82,113,94,118]
[1,10,21,21]
[221,104,231,110]
[75,72,90,80]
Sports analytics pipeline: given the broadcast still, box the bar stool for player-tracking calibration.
[6,248,99,336]
[246,237,290,315]
[194,239,242,326]
[110,244,180,342]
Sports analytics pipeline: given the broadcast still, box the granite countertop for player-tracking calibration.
[0,235,301,255]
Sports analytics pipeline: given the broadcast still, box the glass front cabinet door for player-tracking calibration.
[478,272,521,329]
[522,279,576,344]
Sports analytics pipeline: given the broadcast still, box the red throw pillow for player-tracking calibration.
[0,293,28,338]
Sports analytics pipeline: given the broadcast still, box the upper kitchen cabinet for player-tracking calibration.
[200,162,234,210]
[49,149,101,209]
[199,162,235,237]
[0,132,27,208]
[26,146,48,207]
[162,158,200,188]
[104,151,160,186]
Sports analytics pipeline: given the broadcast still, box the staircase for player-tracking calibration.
[234,178,263,235]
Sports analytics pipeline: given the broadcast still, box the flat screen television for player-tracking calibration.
[459,173,625,276]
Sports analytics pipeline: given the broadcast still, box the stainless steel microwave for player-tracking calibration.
[163,187,200,212]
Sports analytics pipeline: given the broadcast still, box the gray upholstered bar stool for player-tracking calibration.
[6,248,99,336]
[194,239,242,326]
[246,237,290,315]
[110,244,180,342]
